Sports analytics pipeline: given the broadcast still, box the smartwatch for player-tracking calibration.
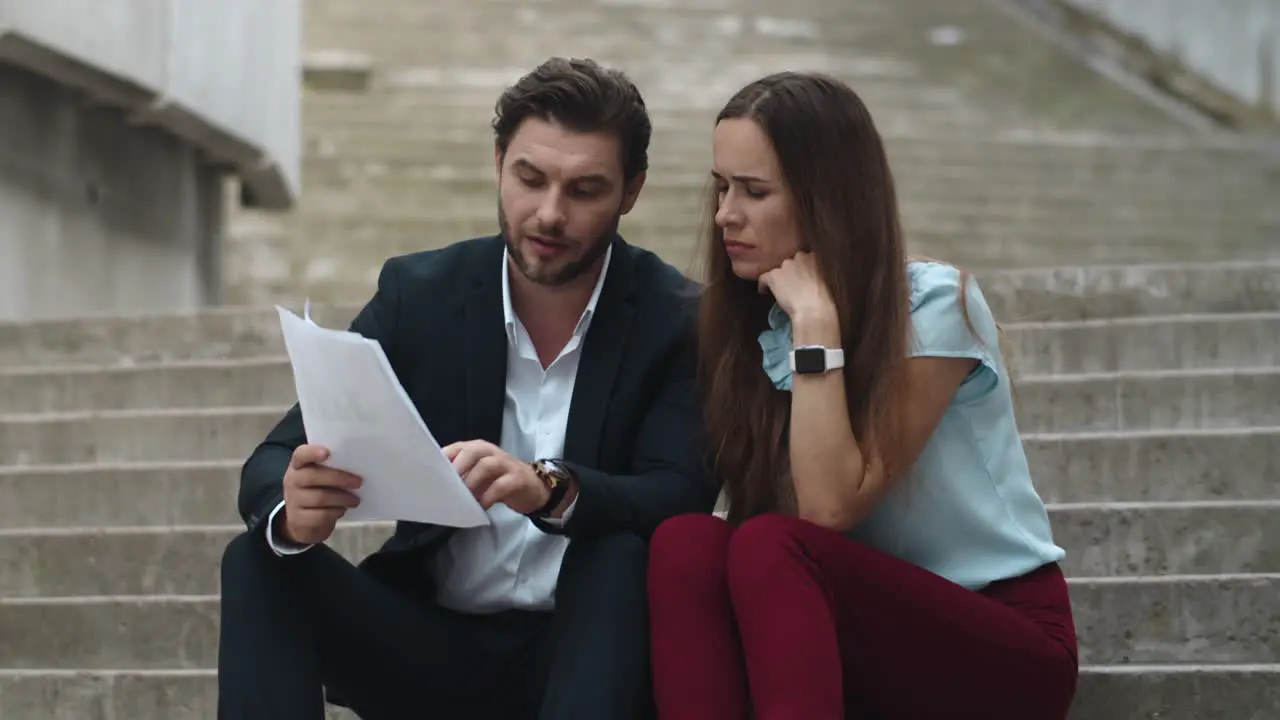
[527,458,574,518]
[790,345,845,375]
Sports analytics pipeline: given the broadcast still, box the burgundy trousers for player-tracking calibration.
[647,513,1078,720]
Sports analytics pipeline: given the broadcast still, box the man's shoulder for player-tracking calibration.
[619,241,701,314]
[381,235,501,295]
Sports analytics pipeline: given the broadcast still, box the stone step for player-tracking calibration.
[4,501,1278,596]
[224,215,1278,280]
[298,137,1275,195]
[301,116,1266,171]
[301,0,1000,37]
[295,0,1195,134]
[1048,501,1280,577]
[1026,427,1279,505]
[2,575,1275,668]
[302,123,1271,179]
[213,257,1280,327]
[0,462,242,530]
[2,445,1273,530]
[0,670,357,720]
[294,165,1274,224]
[1071,574,1280,665]
[301,95,989,139]
[1,401,1275,489]
[2,303,1276,371]
[3,358,1278,433]
[975,261,1280,322]
[2,665,1273,720]
[1012,368,1280,434]
[1005,313,1280,375]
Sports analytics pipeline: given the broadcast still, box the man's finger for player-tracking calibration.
[452,445,493,478]
[293,466,362,490]
[479,473,520,509]
[291,444,330,469]
[295,487,361,510]
[464,461,500,497]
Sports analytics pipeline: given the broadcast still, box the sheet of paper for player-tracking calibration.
[275,304,490,528]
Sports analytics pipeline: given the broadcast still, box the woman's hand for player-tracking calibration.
[759,252,840,343]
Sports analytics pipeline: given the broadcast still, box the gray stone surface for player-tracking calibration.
[1,457,1274,531]
[3,577,1274,669]
[0,462,242,530]
[6,360,1280,433]
[1024,427,1280,504]
[3,502,1277,597]
[0,668,1272,720]
[3,0,1278,717]
[4,308,1279,372]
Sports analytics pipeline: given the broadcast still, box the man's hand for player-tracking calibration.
[443,440,549,515]
[277,444,362,546]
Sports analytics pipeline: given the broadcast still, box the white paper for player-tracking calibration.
[274,303,490,528]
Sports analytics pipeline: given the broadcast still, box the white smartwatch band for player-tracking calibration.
[789,345,845,374]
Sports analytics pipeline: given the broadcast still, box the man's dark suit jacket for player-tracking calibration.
[236,233,717,599]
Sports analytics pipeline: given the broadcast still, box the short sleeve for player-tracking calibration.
[907,261,1002,400]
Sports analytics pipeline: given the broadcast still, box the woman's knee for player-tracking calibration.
[725,513,825,591]
[648,513,734,587]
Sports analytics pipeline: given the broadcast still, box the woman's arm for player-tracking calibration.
[788,309,977,532]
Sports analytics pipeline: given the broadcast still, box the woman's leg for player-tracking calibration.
[727,513,1078,720]
[647,513,748,720]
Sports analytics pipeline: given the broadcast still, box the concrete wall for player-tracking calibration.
[0,0,301,321]
[0,64,223,321]
[0,0,302,208]
[1059,0,1280,123]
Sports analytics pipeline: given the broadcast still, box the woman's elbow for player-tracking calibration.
[797,503,857,533]
[794,463,871,532]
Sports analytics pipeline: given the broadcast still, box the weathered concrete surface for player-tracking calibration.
[0,63,224,322]
[5,361,1280,434]
[3,307,1279,373]
[3,0,1278,717]
[3,502,1278,597]
[222,0,1280,308]
[2,456,1274,532]
[0,668,1272,720]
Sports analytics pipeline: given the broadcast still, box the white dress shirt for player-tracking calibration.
[266,244,612,615]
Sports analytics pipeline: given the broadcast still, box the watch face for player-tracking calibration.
[793,347,826,374]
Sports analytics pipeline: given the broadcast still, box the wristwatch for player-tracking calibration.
[790,345,845,375]
[527,458,574,518]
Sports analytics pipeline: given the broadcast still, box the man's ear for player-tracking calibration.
[619,171,646,215]
[494,144,504,186]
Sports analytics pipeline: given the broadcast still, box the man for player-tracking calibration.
[217,57,716,720]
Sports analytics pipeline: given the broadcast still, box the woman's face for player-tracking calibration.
[711,118,802,281]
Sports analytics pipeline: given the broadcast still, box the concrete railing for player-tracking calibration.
[1055,0,1279,125]
[0,0,301,209]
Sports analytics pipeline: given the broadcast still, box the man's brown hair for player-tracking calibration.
[493,57,651,181]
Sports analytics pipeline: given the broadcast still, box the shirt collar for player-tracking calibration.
[502,241,614,342]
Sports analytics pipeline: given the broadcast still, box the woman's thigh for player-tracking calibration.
[728,514,1077,719]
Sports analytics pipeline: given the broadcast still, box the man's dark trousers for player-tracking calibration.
[217,527,655,719]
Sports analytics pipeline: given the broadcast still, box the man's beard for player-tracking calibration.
[498,199,619,287]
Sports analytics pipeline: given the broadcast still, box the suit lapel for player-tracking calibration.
[463,238,508,446]
[563,238,636,467]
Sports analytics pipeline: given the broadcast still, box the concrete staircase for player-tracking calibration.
[2,0,1278,717]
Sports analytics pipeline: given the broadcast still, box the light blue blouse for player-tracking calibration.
[846,261,1064,590]
[758,260,1065,590]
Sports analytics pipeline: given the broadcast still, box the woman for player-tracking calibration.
[647,72,1078,719]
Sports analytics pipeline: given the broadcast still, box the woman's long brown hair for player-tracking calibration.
[695,72,913,523]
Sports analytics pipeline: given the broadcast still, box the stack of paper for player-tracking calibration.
[275,304,490,528]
